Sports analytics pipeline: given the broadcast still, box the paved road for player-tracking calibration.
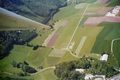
[32,66,55,75]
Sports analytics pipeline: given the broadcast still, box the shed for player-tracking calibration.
[75,69,85,73]
[100,54,108,62]
[85,74,94,80]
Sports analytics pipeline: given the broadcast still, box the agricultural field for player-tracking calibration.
[91,23,120,53]
[0,0,120,80]
[33,68,57,80]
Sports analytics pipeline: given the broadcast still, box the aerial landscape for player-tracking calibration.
[0,0,120,80]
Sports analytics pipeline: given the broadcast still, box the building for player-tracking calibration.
[75,69,85,73]
[105,12,115,16]
[100,54,108,62]
[94,75,106,80]
[105,6,120,17]
[84,74,106,80]
[85,74,94,80]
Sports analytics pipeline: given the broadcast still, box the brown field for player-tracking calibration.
[97,0,110,4]
[47,33,59,47]
[84,16,120,26]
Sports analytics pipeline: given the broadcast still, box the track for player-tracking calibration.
[66,4,90,49]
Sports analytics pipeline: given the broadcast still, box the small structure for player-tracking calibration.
[85,74,94,80]
[85,74,106,80]
[105,6,120,17]
[100,54,108,62]
[75,69,85,73]
[94,75,106,80]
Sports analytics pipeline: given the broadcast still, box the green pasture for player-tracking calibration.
[91,23,120,53]
[113,40,120,66]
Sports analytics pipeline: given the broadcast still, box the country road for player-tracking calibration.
[32,66,55,75]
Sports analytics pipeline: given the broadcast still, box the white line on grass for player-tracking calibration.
[66,4,90,49]
[32,66,55,75]
[75,36,87,56]
[111,38,120,53]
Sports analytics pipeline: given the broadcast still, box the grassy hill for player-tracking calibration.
[0,0,120,80]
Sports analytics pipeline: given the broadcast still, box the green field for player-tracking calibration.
[54,5,86,48]
[33,68,57,80]
[91,23,120,67]
[0,45,32,74]
[0,0,120,79]
[91,23,120,53]
[113,40,120,66]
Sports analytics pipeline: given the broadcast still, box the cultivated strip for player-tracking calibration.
[75,36,87,56]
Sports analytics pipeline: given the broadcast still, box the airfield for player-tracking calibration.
[0,0,120,80]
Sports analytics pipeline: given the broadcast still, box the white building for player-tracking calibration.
[105,6,120,17]
[94,75,106,80]
[112,8,119,15]
[105,12,115,17]
[100,54,108,62]
[85,74,94,80]
[75,69,85,73]
[85,74,106,80]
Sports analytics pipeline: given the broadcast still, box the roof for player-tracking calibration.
[105,6,120,17]
[85,74,94,80]
[85,74,106,80]
[105,12,115,17]
[75,69,85,73]
[100,54,108,61]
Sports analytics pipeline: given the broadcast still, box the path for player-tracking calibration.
[110,38,120,68]
[66,4,90,49]
[32,66,55,75]
[75,36,87,56]
[111,38,120,53]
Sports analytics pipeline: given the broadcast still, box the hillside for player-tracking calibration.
[108,0,120,6]
[0,7,49,29]
[0,0,120,80]
[0,0,67,24]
